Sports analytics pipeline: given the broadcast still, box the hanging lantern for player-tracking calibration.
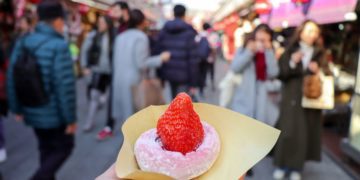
[78,4,90,15]
[254,0,272,15]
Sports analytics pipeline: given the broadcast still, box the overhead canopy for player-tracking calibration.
[260,0,358,28]
[212,0,253,23]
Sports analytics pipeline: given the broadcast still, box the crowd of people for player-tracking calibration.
[0,0,334,180]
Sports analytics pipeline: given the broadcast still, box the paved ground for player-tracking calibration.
[0,60,353,180]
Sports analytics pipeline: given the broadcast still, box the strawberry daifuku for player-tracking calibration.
[134,93,221,179]
[157,93,205,154]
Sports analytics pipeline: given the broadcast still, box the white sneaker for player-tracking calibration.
[0,148,7,163]
[289,171,302,180]
[273,168,286,180]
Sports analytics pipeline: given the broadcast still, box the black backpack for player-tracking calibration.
[13,36,50,107]
[197,36,211,61]
[87,33,101,67]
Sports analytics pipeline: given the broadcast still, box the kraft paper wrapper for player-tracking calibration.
[115,103,280,179]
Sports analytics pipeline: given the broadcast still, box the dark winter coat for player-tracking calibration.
[274,43,330,169]
[156,18,199,86]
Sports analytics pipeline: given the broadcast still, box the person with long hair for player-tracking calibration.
[231,24,279,124]
[97,1,130,140]
[111,9,170,135]
[80,15,115,131]
[230,24,279,177]
[273,20,330,180]
[17,15,33,37]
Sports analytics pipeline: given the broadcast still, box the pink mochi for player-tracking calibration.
[134,121,221,179]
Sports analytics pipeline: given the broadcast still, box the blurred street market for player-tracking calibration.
[0,0,360,179]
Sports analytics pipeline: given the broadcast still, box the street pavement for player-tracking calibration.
[0,59,353,180]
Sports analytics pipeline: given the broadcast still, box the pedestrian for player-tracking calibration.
[111,9,170,133]
[197,23,212,97]
[16,15,33,38]
[108,1,130,34]
[203,23,219,91]
[80,15,114,132]
[156,4,199,99]
[230,24,279,122]
[7,1,76,179]
[8,14,34,57]
[97,1,130,140]
[230,24,279,177]
[273,20,331,180]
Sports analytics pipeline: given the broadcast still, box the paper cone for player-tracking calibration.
[115,103,280,179]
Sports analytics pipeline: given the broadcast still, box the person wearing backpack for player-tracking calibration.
[80,15,114,132]
[7,1,76,179]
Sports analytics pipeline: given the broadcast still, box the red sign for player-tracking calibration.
[255,0,272,15]
[292,0,310,4]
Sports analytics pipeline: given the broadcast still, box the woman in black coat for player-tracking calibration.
[273,20,331,180]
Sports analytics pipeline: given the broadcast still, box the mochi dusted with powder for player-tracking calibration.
[134,93,221,179]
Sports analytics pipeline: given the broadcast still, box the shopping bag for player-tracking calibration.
[302,73,334,110]
[132,78,165,112]
[218,71,242,107]
[303,74,322,99]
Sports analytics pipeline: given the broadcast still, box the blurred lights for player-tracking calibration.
[277,35,285,42]
[281,20,289,28]
[338,24,344,31]
[344,12,357,21]
[271,0,291,8]
[243,21,253,33]
[253,18,261,26]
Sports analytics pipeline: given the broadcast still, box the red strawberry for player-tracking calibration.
[157,93,204,155]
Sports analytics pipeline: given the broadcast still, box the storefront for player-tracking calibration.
[212,0,253,61]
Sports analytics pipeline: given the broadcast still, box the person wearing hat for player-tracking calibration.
[7,0,76,179]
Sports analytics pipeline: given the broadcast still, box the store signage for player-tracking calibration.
[255,0,272,14]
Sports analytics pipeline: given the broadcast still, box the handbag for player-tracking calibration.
[87,34,101,67]
[218,71,242,107]
[132,71,165,112]
[303,74,322,99]
[130,38,165,112]
[302,72,334,109]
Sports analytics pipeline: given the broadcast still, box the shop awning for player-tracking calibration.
[260,0,358,28]
[212,0,253,23]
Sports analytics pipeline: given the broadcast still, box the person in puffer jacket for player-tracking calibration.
[156,4,199,98]
[7,1,76,179]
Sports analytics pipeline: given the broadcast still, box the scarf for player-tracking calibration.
[255,52,267,81]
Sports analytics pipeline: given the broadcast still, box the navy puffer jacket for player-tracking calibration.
[156,18,199,86]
